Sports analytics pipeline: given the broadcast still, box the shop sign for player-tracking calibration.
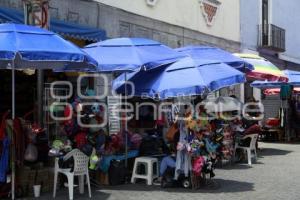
[199,0,221,26]
[23,0,50,29]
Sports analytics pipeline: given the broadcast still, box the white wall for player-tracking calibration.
[241,0,300,64]
[240,0,260,51]
[271,0,300,63]
[96,0,240,42]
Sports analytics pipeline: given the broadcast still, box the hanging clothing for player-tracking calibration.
[0,111,10,141]
[6,118,25,167]
[174,120,191,180]
[0,137,10,182]
[279,108,285,127]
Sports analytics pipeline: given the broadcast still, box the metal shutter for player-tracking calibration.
[262,94,281,120]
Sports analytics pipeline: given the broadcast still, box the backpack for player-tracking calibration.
[108,160,126,185]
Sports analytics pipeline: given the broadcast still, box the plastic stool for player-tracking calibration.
[131,157,159,185]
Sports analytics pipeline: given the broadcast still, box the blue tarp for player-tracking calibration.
[0,23,97,70]
[113,57,246,99]
[0,7,106,42]
[251,70,300,88]
[84,38,186,72]
[284,70,300,86]
[250,81,284,89]
[99,150,139,173]
[176,46,254,72]
[0,137,9,183]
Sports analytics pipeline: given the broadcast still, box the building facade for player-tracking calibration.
[95,0,241,50]
[0,0,242,51]
[241,0,300,121]
[241,0,300,70]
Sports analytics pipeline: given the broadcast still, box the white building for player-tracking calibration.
[241,0,300,70]
[0,0,242,50]
[96,0,241,47]
[241,0,300,121]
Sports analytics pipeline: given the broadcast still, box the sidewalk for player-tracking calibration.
[35,142,300,200]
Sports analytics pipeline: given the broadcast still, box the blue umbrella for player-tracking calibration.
[251,70,300,88]
[283,70,300,86]
[176,46,254,72]
[84,38,186,164]
[0,23,98,119]
[84,37,186,72]
[0,23,97,199]
[0,23,97,71]
[113,57,246,99]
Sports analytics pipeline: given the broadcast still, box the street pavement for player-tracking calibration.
[38,142,300,200]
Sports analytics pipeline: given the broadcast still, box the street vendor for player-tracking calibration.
[153,145,176,185]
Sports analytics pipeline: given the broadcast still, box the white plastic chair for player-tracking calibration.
[131,157,159,185]
[53,149,91,200]
[234,134,259,165]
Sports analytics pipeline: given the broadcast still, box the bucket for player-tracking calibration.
[33,185,41,198]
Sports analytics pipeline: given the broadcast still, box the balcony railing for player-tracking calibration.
[258,24,286,52]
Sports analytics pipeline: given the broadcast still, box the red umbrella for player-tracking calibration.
[264,87,300,95]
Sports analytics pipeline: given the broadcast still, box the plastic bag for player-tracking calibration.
[24,143,38,162]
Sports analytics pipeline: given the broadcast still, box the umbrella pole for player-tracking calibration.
[11,61,15,200]
[125,72,128,168]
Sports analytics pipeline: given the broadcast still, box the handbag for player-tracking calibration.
[166,123,178,142]
[24,143,38,162]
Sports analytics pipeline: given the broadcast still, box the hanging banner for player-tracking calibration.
[23,0,50,29]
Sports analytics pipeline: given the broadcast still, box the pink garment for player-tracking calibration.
[192,156,205,176]
[156,116,165,126]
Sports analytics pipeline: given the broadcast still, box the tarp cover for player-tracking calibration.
[0,7,106,42]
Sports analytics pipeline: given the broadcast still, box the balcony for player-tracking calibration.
[258,24,286,52]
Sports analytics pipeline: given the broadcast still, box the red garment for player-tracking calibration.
[1,113,25,167]
[74,132,87,149]
[156,114,165,126]
[244,124,261,135]
[64,105,72,120]
[0,112,9,140]
[265,118,280,127]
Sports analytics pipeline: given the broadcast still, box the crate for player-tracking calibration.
[36,168,54,193]
[16,167,35,196]
[191,172,201,190]
[16,167,54,197]
[96,171,109,185]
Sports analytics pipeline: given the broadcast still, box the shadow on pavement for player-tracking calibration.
[259,148,292,156]
[219,164,253,170]
[39,188,111,200]
[261,141,300,145]
[99,178,254,194]
[37,179,254,199]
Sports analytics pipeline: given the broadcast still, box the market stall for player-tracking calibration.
[0,33,261,198]
[0,23,97,199]
[112,53,256,188]
[251,70,300,141]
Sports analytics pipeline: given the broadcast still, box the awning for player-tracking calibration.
[0,7,106,42]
